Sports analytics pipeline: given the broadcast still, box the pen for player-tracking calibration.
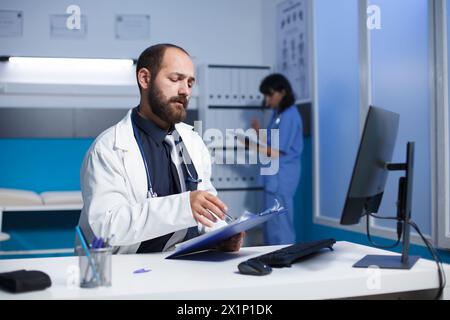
[133,268,151,274]
[223,212,235,222]
[208,209,235,222]
[75,226,100,283]
[97,238,104,249]
[78,227,89,247]
[92,236,99,249]
[93,236,106,249]
[105,234,115,247]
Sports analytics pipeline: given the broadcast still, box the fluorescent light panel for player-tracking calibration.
[8,56,134,68]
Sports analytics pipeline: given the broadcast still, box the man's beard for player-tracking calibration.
[147,82,188,126]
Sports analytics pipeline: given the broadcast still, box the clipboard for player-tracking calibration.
[166,202,286,259]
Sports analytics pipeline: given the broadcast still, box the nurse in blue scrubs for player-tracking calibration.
[251,74,303,245]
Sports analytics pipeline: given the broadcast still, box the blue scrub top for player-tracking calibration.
[263,104,303,196]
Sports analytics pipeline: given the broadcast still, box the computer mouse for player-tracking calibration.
[238,259,272,276]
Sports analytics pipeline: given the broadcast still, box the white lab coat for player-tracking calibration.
[78,109,224,254]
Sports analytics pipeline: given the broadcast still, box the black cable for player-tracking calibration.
[367,212,397,220]
[408,221,446,300]
[366,212,446,300]
[365,213,401,249]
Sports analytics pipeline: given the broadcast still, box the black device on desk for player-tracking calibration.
[339,106,445,299]
[238,239,336,275]
[255,238,336,267]
[0,270,51,293]
[238,260,272,276]
[339,106,419,269]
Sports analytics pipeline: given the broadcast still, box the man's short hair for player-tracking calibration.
[136,43,190,92]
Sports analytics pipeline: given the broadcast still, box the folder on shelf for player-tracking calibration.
[166,201,286,259]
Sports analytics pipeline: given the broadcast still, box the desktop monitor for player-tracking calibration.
[340,106,399,225]
[340,106,419,269]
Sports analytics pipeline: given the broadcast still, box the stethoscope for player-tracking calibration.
[132,120,202,198]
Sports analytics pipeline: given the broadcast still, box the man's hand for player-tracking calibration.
[190,191,228,228]
[216,232,245,252]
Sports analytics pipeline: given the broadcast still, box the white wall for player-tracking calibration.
[0,0,265,65]
[261,0,283,67]
[0,0,267,108]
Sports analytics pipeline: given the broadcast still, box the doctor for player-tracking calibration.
[78,43,244,254]
[249,74,303,245]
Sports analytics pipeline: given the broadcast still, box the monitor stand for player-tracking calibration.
[353,254,419,269]
[353,142,420,270]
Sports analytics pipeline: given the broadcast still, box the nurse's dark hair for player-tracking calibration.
[136,43,190,92]
[259,73,296,112]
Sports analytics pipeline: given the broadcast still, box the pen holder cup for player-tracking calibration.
[77,246,112,288]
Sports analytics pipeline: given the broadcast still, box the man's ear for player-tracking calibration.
[137,68,151,90]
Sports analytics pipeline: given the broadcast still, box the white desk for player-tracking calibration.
[0,241,448,300]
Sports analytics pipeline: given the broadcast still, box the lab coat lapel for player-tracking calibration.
[114,116,201,201]
[115,110,147,202]
[123,141,147,201]
[176,124,202,180]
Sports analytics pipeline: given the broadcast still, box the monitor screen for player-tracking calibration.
[340,106,400,225]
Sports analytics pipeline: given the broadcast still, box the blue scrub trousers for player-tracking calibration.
[263,191,296,245]
[262,105,302,245]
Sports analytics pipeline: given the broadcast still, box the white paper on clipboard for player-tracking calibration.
[166,202,286,259]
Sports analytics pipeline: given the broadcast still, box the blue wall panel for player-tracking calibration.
[0,138,92,258]
[295,137,450,264]
[0,138,93,192]
[370,0,431,235]
[315,0,360,219]
[447,0,450,239]
[306,0,448,263]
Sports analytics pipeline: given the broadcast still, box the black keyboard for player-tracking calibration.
[253,239,336,268]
